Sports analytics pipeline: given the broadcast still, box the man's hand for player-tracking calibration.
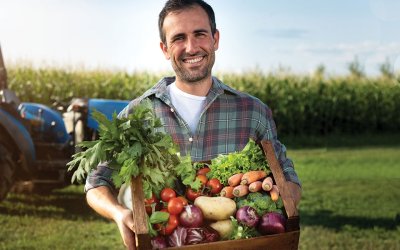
[86,186,137,250]
[113,207,137,250]
[286,181,302,209]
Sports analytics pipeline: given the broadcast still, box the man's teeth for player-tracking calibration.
[185,57,203,64]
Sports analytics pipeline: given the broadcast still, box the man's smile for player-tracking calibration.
[182,56,205,64]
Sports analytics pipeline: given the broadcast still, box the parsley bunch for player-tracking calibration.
[67,99,200,198]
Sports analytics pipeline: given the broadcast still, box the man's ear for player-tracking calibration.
[160,42,170,60]
[213,29,220,51]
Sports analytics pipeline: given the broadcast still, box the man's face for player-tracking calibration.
[160,5,219,84]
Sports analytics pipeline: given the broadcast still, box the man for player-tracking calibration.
[85,0,301,249]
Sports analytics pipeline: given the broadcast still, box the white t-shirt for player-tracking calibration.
[168,82,206,134]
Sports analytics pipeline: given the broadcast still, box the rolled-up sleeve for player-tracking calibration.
[84,162,116,192]
[273,139,301,186]
[259,104,301,187]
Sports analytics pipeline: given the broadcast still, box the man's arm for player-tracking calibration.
[274,141,302,208]
[86,186,136,249]
[259,104,302,207]
[85,164,136,249]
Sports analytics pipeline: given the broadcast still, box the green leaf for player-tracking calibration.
[149,211,169,224]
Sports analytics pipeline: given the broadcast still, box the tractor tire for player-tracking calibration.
[0,142,16,201]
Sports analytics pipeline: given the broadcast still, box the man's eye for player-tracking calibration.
[173,36,184,42]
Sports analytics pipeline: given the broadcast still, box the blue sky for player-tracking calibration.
[1,0,400,75]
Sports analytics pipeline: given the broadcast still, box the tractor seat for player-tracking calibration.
[0,89,21,109]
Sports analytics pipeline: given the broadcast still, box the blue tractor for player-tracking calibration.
[0,47,130,200]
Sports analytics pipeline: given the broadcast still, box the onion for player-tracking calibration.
[151,235,168,249]
[235,206,260,228]
[257,212,286,235]
[179,205,204,228]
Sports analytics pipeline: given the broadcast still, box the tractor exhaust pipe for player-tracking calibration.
[0,45,8,90]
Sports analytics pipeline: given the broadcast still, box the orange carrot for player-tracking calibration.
[270,185,280,201]
[240,171,267,185]
[262,176,273,191]
[233,185,249,197]
[220,186,235,198]
[248,181,263,192]
[228,173,244,187]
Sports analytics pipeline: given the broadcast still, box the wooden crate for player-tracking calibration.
[130,140,300,250]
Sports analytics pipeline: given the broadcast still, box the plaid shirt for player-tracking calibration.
[85,76,300,192]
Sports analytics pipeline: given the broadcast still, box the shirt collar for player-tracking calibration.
[141,76,239,100]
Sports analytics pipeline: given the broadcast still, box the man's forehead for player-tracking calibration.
[163,5,211,37]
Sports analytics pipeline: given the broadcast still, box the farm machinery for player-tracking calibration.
[0,46,130,201]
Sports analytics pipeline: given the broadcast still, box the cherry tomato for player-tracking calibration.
[160,188,176,202]
[168,214,179,228]
[197,167,211,176]
[167,197,184,215]
[206,178,223,194]
[186,187,202,201]
[144,193,160,215]
[159,214,178,236]
[177,196,188,206]
[196,174,208,186]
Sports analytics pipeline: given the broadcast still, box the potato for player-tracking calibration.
[209,219,234,240]
[194,196,236,221]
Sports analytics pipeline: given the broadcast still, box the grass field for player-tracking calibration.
[1,145,399,250]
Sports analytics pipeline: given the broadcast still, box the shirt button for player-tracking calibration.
[170,108,174,112]
[188,137,193,142]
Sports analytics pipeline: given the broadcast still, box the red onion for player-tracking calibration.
[179,205,204,228]
[235,206,260,228]
[257,212,286,235]
[151,235,168,249]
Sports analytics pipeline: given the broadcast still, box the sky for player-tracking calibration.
[1,0,400,76]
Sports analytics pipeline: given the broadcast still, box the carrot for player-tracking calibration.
[233,185,249,197]
[220,186,235,198]
[270,185,280,201]
[228,173,244,187]
[248,181,263,192]
[240,170,267,185]
[262,176,273,191]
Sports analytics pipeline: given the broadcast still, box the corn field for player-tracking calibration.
[7,66,400,136]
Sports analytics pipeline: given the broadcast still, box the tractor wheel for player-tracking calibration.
[0,142,16,201]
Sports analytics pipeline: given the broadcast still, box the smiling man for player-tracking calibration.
[85,1,301,249]
[159,2,218,95]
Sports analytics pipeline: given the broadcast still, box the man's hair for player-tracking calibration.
[158,0,217,45]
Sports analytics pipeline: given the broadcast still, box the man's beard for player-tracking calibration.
[172,52,215,83]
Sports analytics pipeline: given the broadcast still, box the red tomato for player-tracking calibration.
[197,167,211,176]
[168,214,179,228]
[177,196,188,206]
[159,214,178,236]
[196,174,208,186]
[160,188,176,202]
[167,197,184,215]
[186,187,202,201]
[144,193,160,215]
[207,178,223,194]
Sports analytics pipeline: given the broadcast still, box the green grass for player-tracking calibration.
[0,186,122,250]
[290,147,400,250]
[1,146,399,249]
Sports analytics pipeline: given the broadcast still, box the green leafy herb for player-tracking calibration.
[235,191,285,216]
[229,216,260,240]
[67,98,198,198]
[208,139,270,185]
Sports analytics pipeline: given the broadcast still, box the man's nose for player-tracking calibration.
[185,37,199,54]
